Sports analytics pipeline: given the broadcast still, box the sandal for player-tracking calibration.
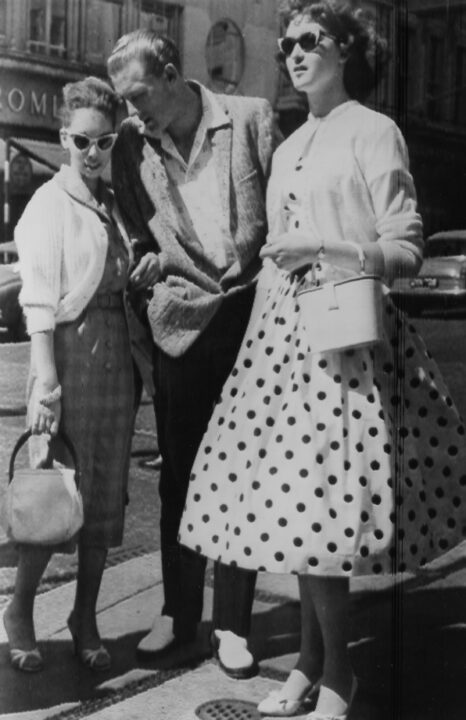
[9,647,44,673]
[67,614,111,671]
[3,606,44,673]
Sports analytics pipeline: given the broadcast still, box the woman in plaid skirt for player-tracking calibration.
[3,77,150,673]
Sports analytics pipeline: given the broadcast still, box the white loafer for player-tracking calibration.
[212,629,258,679]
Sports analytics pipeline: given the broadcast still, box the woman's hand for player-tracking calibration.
[30,398,61,436]
[129,253,161,291]
[260,233,322,272]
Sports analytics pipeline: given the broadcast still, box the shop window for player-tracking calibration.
[361,1,392,111]
[205,19,244,93]
[0,0,6,38]
[84,0,123,65]
[427,35,445,121]
[406,26,418,114]
[454,46,466,126]
[28,0,68,57]
[138,1,182,45]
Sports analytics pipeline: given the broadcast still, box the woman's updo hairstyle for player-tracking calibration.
[59,76,120,128]
[278,0,389,102]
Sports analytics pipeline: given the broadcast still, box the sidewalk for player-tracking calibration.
[1,344,466,719]
[1,547,466,720]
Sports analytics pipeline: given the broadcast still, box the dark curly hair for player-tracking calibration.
[59,76,120,127]
[278,0,389,102]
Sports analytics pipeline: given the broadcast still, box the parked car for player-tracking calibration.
[0,242,25,340]
[390,230,466,316]
[0,240,18,263]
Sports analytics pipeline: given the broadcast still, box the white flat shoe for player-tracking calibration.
[258,673,321,716]
[137,615,198,657]
[306,676,358,720]
[137,615,176,656]
[258,690,308,717]
[306,711,349,720]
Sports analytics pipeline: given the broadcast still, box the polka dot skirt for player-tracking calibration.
[179,266,466,577]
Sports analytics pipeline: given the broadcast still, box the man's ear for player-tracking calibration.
[163,63,179,84]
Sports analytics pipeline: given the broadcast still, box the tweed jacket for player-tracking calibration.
[112,84,275,358]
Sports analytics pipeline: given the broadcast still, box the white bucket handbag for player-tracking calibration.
[296,243,384,355]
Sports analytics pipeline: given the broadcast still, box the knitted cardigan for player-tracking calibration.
[112,85,276,358]
[16,165,133,335]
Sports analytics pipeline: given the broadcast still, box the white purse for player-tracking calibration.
[296,243,384,355]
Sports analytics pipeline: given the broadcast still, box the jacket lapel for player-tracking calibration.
[141,140,186,242]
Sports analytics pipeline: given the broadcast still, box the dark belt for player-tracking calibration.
[87,291,124,310]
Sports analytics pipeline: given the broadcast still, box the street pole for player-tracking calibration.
[3,137,11,261]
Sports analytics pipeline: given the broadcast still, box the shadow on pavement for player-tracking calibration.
[1,588,465,718]
[0,625,211,714]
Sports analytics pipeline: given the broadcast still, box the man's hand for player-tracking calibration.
[129,253,161,290]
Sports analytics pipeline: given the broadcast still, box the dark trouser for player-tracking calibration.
[153,286,257,638]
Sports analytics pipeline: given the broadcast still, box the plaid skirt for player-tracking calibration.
[28,297,135,549]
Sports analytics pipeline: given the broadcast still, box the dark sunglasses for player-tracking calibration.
[67,132,118,152]
[277,29,337,57]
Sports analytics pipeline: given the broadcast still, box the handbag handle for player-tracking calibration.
[316,242,366,273]
[8,430,80,487]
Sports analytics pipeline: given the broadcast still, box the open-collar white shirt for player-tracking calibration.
[157,83,237,270]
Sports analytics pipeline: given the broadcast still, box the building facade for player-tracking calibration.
[0,0,279,242]
[1,0,465,242]
[403,0,466,233]
[268,0,466,236]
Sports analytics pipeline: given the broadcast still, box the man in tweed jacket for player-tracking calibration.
[108,30,276,675]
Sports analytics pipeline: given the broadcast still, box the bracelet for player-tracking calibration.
[38,384,62,407]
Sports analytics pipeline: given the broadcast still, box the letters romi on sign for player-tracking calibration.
[0,87,61,120]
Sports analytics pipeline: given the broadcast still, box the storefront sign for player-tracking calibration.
[0,67,65,130]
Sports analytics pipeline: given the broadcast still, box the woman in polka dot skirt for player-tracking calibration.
[180,2,466,719]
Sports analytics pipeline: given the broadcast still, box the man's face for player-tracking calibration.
[111,58,173,136]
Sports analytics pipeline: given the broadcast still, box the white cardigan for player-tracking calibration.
[266,100,424,285]
[16,167,132,335]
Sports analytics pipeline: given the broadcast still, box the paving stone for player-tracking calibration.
[82,663,279,720]
[96,669,160,693]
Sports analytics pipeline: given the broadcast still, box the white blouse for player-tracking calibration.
[266,100,423,285]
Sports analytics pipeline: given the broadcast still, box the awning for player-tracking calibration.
[0,137,112,182]
[0,137,63,177]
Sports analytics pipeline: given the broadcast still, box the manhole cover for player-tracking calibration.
[195,698,260,720]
